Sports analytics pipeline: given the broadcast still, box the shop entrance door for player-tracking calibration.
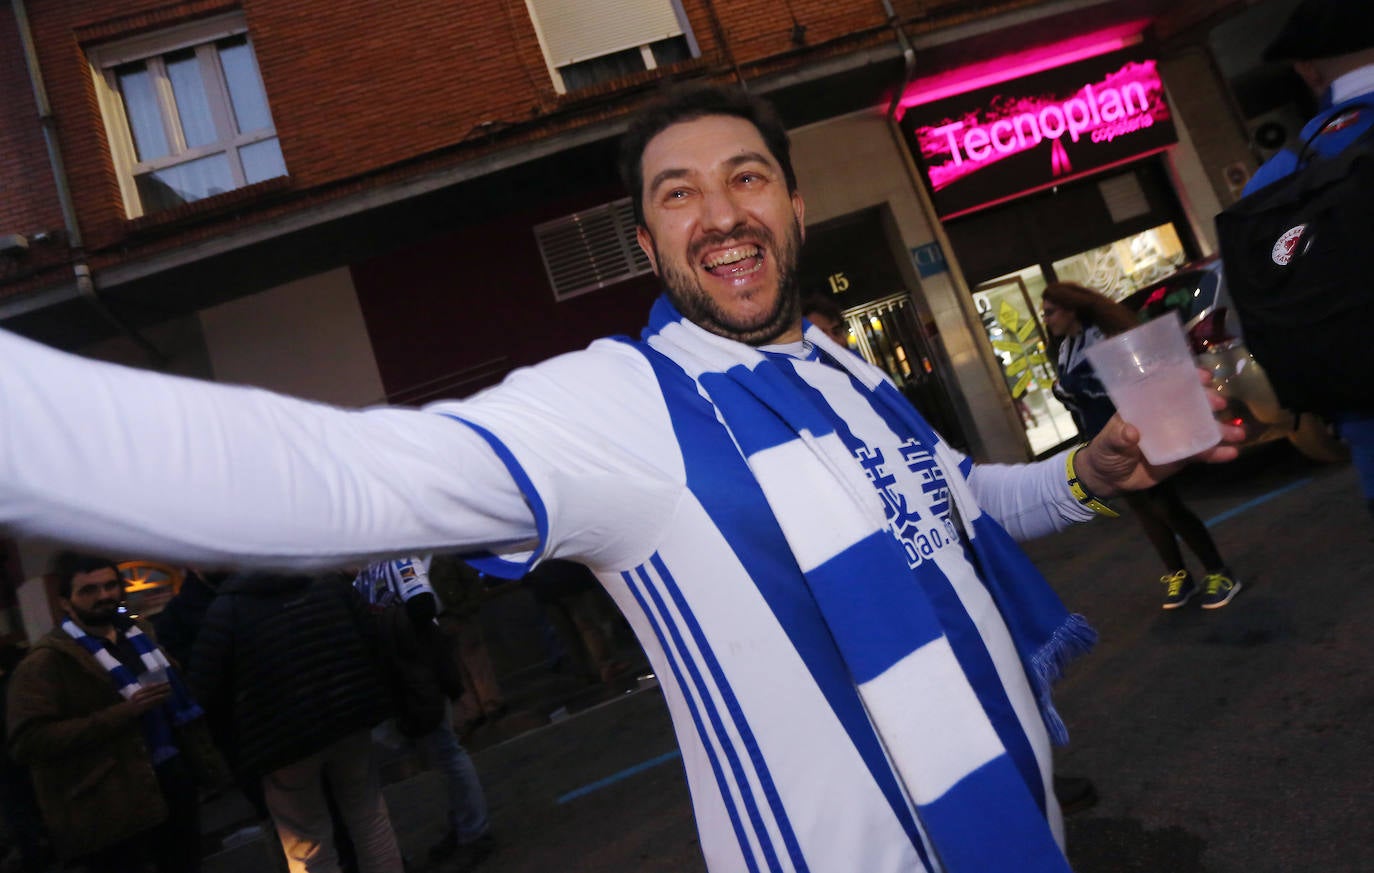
[798,207,969,451]
[972,268,1078,455]
[840,293,965,446]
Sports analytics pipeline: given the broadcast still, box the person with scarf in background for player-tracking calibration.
[5,552,223,873]
[0,86,1242,872]
[1042,282,1241,610]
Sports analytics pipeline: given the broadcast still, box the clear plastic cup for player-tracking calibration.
[138,665,169,688]
[1084,313,1221,465]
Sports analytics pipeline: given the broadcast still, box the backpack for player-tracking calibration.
[1215,102,1374,415]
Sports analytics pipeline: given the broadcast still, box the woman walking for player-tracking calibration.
[1041,282,1242,610]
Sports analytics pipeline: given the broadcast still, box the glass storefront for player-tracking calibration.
[973,267,1077,455]
[1051,223,1187,302]
[973,223,1188,455]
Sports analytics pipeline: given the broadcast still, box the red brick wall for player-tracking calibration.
[351,184,656,404]
[350,186,658,403]
[2,0,1051,301]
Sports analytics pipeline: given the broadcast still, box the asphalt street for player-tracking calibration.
[204,441,1374,872]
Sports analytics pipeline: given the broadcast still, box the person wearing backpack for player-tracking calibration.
[1233,1,1374,519]
[1043,283,1241,609]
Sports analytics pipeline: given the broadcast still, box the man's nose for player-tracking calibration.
[700,185,747,234]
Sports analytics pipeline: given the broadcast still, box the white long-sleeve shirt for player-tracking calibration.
[0,328,1090,571]
[0,325,1100,871]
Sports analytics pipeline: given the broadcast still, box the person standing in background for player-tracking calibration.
[425,555,508,732]
[801,293,850,345]
[1043,282,1241,609]
[190,571,402,873]
[7,552,222,873]
[354,557,495,870]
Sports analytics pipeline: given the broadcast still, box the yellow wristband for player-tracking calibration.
[1066,443,1119,518]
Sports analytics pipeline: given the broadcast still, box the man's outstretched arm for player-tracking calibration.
[0,329,536,568]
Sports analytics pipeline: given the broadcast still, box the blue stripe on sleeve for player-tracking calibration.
[434,414,547,580]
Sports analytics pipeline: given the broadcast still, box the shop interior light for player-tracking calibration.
[895,20,1150,118]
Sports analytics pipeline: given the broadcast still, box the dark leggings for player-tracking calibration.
[1122,480,1225,575]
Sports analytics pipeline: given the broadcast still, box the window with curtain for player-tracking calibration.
[90,14,287,218]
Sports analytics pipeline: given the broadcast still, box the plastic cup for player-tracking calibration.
[1084,313,1221,465]
[138,666,169,688]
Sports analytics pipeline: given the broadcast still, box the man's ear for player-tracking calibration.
[636,226,660,274]
[792,191,806,243]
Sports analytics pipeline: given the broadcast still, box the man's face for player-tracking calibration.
[63,568,124,628]
[635,115,806,346]
[807,311,849,345]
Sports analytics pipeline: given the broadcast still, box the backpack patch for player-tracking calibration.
[1270,224,1306,266]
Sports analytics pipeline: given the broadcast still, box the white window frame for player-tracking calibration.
[88,12,282,218]
[524,0,698,94]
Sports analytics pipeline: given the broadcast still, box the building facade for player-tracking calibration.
[0,0,1276,637]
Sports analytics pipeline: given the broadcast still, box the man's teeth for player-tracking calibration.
[703,245,760,269]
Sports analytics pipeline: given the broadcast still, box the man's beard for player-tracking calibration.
[655,217,804,346]
[69,600,119,628]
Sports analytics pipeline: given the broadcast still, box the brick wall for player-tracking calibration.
[350,183,658,403]
[0,0,1074,303]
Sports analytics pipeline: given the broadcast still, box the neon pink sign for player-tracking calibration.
[902,48,1177,218]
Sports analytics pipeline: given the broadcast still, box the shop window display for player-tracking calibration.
[974,267,1079,456]
[972,224,1190,457]
[1051,224,1187,300]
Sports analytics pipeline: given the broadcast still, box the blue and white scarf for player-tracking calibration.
[637,296,1093,872]
[62,617,204,764]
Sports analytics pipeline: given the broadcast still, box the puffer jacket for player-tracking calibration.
[188,573,393,779]
[5,623,222,860]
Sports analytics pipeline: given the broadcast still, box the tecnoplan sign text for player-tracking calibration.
[901,47,1177,218]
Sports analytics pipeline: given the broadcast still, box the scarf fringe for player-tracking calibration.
[1030,612,1097,745]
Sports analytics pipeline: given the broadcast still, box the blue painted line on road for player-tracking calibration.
[556,750,682,804]
[1205,476,1313,528]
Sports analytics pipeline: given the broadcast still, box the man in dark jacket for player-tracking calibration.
[5,552,222,873]
[189,571,402,873]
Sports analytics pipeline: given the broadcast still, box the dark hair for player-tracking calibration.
[51,551,121,599]
[801,293,843,324]
[618,83,798,226]
[1041,282,1140,360]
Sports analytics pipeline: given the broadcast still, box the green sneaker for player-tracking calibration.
[1161,570,1196,609]
[1200,570,1242,609]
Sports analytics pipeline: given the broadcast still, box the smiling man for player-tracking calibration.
[631,111,806,344]
[0,85,1239,872]
[5,553,220,873]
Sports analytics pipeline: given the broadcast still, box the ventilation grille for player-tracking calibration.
[534,198,652,301]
